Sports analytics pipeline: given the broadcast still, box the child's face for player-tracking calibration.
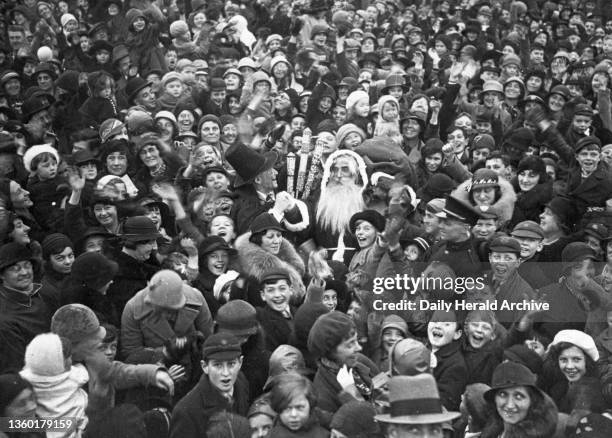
[96,50,110,64]
[404,244,421,261]
[211,90,226,105]
[98,80,113,99]
[318,96,333,113]
[280,394,310,432]
[322,289,338,311]
[428,321,461,348]
[573,115,593,134]
[133,17,146,32]
[36,158,58,180]
[209,216,235,242]
[382,327,405,351]
[465,321,495,349]
[99,340,118,362]
[388,86,403,100]
[250,414,274,438]
[382,101,399,121]
[165,79,184,98]
[260,279,291,313]
[558,346,587,382]
[79,162,98,180]
[347,300,362,321]
[355,220,377,248]
[354,97,370,117]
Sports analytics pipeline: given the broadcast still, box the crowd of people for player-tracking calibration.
[3,0,612,437]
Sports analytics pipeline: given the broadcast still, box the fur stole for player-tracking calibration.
[235,232,306,299]
[452,177,517,225]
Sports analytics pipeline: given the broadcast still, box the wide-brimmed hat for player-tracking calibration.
[225,142,277,187]
[375,374,461,424]
[250,213,283,234]
[349,210,385,234]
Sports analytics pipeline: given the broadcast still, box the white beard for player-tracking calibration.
[316,182,365,236]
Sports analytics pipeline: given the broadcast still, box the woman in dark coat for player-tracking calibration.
[60,252,120,327]
[307,311,379,416]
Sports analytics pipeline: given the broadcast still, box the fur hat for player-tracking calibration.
[307,311,355,359]
[23,333,66,376]
[52,304,107,344]
[41,233,73,259]
[161,71,183,89]
[23,144,59,172]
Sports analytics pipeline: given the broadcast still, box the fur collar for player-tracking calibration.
[235,232,306,299]
[452,177,517,225]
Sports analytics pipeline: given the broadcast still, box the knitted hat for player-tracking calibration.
[145,270,187,310]
[60,13,77,28]
[502,53,521,68]
[472,134,495,151]
[169,20,190,37]
[52,304,106,344]
[330,401,381,437]
[161,71,183,89]
[308,311,355,359]
[549,329,599,362]
[71,252,118,290]
[41,233,73,259]
[346,90,369,112]
[23,144,59,172]
[216,300,258,337]
[23,333,66,376]
[0,374,31,414]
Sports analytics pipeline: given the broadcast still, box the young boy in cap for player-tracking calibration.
[170,333,249,438]
[510,220,550,289]
[427,309,467,411]
[255,269,296,352]
[485,236,536,328]
[461,309,503,385]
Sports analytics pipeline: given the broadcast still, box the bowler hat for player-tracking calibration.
[349,210,385,234]
[375,374,461,424]
[122,216,161,242]
[201,333,242,361]
[225,142,277,187]
[216,300,258,337]
[125,77,153,104]
[21,93,52,120]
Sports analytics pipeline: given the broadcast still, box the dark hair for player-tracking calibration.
[486,151,511,167]
[102,323,118,343]
[543,341,598,381]
[31,152,58,170]
[269,373,317,414]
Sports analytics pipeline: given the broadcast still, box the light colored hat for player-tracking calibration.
[238,57,257,70]
[23,333,66,377]
[60,13,77,28]
[549,329,599,362]
[99,118,125,143]
[23,144,60,172]
[145,270,187,310]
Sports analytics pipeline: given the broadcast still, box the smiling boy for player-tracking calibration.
[256,269,296,351]
[427,309,468,411]
[462,309,503,384]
